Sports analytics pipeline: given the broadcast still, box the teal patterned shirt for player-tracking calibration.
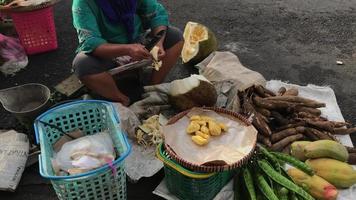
[72,0,169,53]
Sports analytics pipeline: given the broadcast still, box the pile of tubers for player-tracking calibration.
[240,85,356,163]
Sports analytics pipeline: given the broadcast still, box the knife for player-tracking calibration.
[108,29,166,75]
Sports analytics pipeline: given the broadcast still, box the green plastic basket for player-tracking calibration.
[34,100,131,200]
[156,143,235,200]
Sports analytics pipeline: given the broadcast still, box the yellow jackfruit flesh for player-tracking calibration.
[196,130,210,139]
[201,116,215,122]
[186,121,200,134]
[200,125,210,135]
[192,135,208,146]
[196,120,207,126]
[219,123,228,132]
[190,115,201,121]
[208,120,221,136]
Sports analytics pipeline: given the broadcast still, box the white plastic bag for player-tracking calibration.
[52,131,115,175]
[0,33,28,76]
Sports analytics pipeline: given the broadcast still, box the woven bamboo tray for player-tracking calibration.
[0,0,59,13]
[164,107,257,172]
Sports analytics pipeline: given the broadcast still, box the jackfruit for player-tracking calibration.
[186,121,200,134]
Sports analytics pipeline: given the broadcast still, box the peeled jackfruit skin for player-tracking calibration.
[169,80,218,111]
[182,22,218,66]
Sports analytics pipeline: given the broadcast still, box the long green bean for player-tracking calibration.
[258,160,315,200]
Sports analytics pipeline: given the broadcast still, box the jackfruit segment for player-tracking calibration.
[196,130,210,140]
[182,22,209,63]
[200,116,215,122]
[219,123,228,132]
[186,121,201,134]
[208,120,222,136]
[190,115,201,121]
[187,114,228,146]
[200,126,210,135]
[192,135,209,146]
[150,46,162,71]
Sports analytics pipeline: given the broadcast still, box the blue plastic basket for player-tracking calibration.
[34,100,131,200]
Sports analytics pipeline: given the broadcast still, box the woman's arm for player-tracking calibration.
[93,43,151,61]
[72,0,150,60]
[137,0,169,33]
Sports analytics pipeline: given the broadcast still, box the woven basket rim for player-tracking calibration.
[164,107,257,172]
[0,0,59,13]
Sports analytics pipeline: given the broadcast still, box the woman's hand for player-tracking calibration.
[119,95,131,106]
[127,44,151,61]
[157,43,166,60]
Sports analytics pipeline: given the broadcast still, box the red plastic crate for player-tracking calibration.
[11,7,58,55]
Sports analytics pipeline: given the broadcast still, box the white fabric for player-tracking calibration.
[153,80,356,200]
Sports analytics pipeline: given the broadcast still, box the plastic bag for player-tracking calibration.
[197,51,266,89]
[0,33,28,76]
[196,51,266,112]
[0,130,29,192]
[52,131,115,175]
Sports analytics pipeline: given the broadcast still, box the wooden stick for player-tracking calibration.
[271,134,304,151]
[295,106,321,116]
[243,94,272,136]
[254,96,298,110]
[302,128,319,141]
[282,144,291,154]
[257,134,272,147]
[295,126,307,133]
[254,85,269,98]
[331,121,351,128]
[348,153,356,165]
[262,87,276,97]
[264,96,326,108]
[283,88,299,96]
[255,106,271,117]
[278,87,287,96]
[333,127,356,135]
[275,122,306,132]
[345,146,356,153]
[297,112,326,121]
[306,128,337,141]
[304,119,334,132]
[271,111,290,125]
[271,128,298,143]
